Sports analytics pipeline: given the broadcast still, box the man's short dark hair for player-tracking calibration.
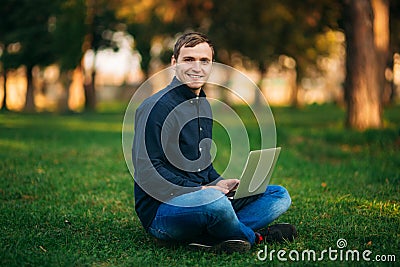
[173,32,214,60]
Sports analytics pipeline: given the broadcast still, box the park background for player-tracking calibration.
[1,0,399,266]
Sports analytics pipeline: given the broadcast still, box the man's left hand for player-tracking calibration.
[216,179,240,192]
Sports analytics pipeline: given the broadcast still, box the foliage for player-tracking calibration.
[0,0,126,111]
[0,104,399,266]
[116,0,345,78]
[0,0,123,71]
[0,0,59,70]
[208,0,342,77]
[117,0,399,85]
[52,0,87,72]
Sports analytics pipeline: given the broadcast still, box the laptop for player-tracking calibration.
[226,147,281,200]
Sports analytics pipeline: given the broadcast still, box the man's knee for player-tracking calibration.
[267,185,292,208]
[203,192,236,220]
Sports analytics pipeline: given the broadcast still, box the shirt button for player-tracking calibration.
[197,168,201,172]
[200,127,203,131]
[199,147,202,152]
[190,100,193,104]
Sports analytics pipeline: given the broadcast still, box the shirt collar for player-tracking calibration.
[170,76,207,100]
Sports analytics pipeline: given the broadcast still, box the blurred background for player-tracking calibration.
[0,0,399,130]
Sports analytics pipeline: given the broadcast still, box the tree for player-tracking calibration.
[52,0,86,112]
[207,0,343,106]
[1,0,124,113]
[81,0,122,111]
[116,0,343,106]
[0,0,59,112]
[371,0,390,105]
[0,0,28,111]
[210,0,392,129]
[0,1,14,111]
[342,0,387,130]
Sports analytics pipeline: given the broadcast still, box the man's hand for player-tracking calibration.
[202,179,240,194]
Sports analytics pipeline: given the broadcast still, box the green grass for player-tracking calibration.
[0,104,399,266]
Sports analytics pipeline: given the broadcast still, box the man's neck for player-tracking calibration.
[191,88,201,96]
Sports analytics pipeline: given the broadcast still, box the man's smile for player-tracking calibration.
[187,74,204,79]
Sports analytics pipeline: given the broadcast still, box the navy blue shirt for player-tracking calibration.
[132,77,222,230]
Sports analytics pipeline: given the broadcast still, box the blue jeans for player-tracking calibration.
[148,185,291,245]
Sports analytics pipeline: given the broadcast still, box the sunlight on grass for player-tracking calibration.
[59,120,122,133]
[0,139,31,151]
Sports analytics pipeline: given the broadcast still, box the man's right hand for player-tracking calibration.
[202,179,240,194]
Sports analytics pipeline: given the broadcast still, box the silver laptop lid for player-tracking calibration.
[233,147,281,199]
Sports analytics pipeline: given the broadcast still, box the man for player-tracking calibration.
[132,32,296,253]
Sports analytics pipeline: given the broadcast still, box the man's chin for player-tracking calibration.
[185,80,206,89]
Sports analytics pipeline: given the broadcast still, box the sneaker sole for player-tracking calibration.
[189,239,251,254]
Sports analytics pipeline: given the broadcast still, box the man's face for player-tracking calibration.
[171,42,213,90]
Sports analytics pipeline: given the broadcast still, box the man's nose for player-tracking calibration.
[192,61,201,71]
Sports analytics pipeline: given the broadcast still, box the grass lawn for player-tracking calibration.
[0,103,399,266]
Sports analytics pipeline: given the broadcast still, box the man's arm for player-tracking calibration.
[133,101,202,201]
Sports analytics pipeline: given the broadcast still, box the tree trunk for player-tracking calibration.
[343,0,382,130]
[289,66,298,107]
[84,69,96,111]
[371,0,391,105]
[24,65,36,112]
[58,70,72,113]
[82,0,96,112]
[1,68,7,111]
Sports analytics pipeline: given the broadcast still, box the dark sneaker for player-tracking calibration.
[189,239,251,254]
[256,223,297,243]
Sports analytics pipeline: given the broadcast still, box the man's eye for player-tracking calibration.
[184,58,194,62]
[201,59,210,64]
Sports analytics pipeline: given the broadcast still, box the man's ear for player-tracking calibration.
[171,55,176,66]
